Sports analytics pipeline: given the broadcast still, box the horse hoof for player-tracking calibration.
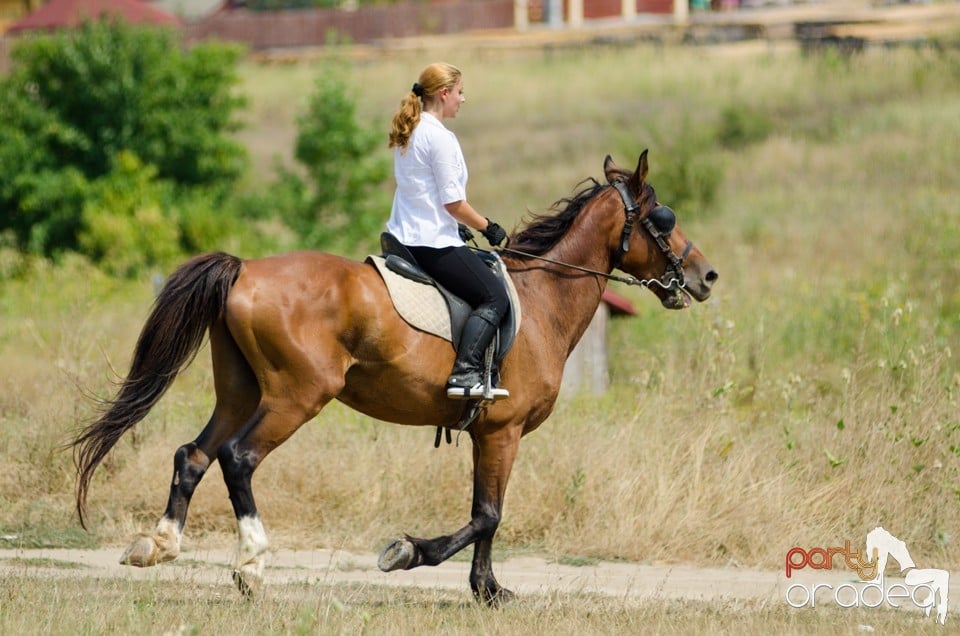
[378,537,415,572]
[494,587,517,606]
[473,580,516,607]
[233,566,263,598]
[120,534,158,567]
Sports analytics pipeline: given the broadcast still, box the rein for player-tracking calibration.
[491,182,693,291]
[494,245,683,290]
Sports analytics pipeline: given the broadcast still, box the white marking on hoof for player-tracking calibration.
[237,515,269,563]
[378,538,415,572]
[120,534,159,567]
[119,517,181,567]
[153,517,182,561]
[233,515,269,596]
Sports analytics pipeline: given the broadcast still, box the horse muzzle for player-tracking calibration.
[654,261,717,310]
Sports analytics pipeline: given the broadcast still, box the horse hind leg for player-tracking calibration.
[232,510,270,597]
[119,440,216,567]
[120,322,259,568]
[119,519,181,567]
[216,406,271,597]
[119,409,253,567]
[220,394,335,597]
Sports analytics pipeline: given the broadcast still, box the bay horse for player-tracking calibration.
[71,151,717,604]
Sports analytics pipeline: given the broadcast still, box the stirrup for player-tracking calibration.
[446,383,509,401]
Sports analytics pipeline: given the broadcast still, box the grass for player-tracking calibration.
[2,32,960,631]
[0,571,949,635]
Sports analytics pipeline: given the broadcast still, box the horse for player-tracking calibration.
[71,150,717,604]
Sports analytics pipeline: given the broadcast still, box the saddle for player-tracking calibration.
[372,232,520,363]
[368,233,522,445]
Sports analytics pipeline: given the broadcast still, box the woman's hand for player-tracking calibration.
[481,219,507,247]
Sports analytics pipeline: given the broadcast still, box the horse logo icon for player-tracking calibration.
[866,526,949,625]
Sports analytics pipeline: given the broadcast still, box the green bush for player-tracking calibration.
[13,167,92,255]
[716,104,773,149]
[642,119,723,221]
[0,20,248,258]
[77,152,181,277]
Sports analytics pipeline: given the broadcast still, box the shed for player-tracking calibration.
[560,289,637,396]
[150,0,219,21]
[7,0,179,33]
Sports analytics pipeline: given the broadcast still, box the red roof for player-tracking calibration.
[601,289,636,316]
[8,0,179,34]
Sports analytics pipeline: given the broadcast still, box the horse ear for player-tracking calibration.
[603,155,619,184]
[627,149,649,192]
[635,149,649,182]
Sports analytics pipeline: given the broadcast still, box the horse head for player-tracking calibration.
[602,151,717,310]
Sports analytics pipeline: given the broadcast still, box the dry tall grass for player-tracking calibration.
[2,37,959,581]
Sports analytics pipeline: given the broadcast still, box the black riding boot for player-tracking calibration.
[446,308,509,400]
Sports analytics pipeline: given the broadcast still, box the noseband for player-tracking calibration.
[610,179,693,289]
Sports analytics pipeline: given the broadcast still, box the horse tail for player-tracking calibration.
[71,252,243,528]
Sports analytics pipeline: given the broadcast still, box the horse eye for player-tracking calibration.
[649,205,676,235]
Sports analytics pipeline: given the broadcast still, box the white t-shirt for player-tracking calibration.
[387,112,467,248]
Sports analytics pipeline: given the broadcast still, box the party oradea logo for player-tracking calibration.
[785,526,949,625]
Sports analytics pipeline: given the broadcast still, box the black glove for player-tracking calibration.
[481,219,507,247]
[458,223,475,243]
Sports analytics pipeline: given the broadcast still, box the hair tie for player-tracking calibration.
[411,83,424,98]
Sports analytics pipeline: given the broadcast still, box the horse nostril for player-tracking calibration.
[705,270,718,285]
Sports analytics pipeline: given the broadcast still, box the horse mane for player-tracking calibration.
[509,177,609,257]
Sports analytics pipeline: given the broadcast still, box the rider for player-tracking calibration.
[386,62,510,401]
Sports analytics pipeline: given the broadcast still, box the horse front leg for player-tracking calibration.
[378,423,522,606]
[467,426,521,606]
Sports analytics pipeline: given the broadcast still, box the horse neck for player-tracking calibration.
[511,190,622,352]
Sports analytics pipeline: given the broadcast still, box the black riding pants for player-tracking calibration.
[407,245,509,321]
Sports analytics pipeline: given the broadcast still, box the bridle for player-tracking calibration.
[610,179,693,289]
[495,181,693,291]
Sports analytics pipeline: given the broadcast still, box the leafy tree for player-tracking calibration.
[77,152,181,277]
[274,65,390,254]
[0,19,248,258]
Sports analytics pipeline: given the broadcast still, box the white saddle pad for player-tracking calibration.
[366,255,521,343]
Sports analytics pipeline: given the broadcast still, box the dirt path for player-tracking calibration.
[5,544,960,626]
[0,546,912,603]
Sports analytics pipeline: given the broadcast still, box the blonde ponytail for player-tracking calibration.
[388,63,462,151]
[388,91,421,150]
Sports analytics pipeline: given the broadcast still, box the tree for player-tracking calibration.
[274,65,390,254]
[0,20,248,258]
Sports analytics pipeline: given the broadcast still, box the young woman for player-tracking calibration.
[386,62,510,400]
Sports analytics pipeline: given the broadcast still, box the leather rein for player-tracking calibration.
[494,181,693,291]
